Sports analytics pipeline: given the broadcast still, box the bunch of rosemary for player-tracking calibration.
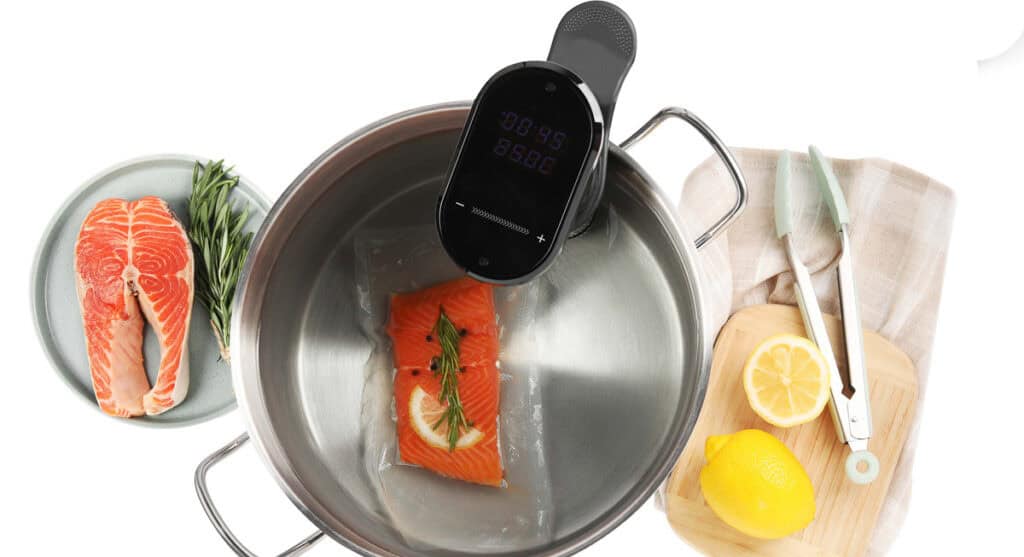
[187,160,253,362]
[432,308,472,451]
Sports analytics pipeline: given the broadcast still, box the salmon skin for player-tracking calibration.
[74,197,194,417]
[387,277,503,486]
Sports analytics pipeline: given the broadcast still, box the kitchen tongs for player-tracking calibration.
[775,147,878,484]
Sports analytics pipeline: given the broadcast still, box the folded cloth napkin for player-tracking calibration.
[672,147,955,555]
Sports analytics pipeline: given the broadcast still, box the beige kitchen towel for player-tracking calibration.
[674,148,955,556]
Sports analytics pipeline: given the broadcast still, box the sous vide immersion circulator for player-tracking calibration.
[437,1,636,284]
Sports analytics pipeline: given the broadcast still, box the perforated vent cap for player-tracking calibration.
[558,1,635,57]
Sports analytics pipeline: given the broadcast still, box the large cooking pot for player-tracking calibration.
[195,103,746,556]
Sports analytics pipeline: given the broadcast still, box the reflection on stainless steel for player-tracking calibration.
[209,103,734,556]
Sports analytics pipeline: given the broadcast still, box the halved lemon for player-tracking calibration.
[743,334,830,428]
[409,385,483,450]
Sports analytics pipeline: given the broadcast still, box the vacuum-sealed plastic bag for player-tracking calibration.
[356,226,554,552]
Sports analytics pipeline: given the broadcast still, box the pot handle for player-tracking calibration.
[195,433,325,557]
[619,107,747,249]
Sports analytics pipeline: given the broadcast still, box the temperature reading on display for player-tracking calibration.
[493,111,567,176]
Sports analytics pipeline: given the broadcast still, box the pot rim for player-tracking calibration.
[230,102,714,556]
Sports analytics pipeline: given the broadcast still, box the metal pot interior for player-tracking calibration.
[234,104,709,556]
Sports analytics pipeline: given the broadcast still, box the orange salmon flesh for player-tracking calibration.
[74,197,193,417]
[387,277,502,486]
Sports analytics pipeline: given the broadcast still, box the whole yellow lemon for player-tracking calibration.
[699,429,815,539]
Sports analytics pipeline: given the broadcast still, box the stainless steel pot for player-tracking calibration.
[195,103,746,556]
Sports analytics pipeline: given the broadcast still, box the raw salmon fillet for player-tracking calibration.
[74,196,194,417]
[387,277,503,486]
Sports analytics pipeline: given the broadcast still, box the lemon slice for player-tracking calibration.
[409,385,483,450]
[743,334,830,428]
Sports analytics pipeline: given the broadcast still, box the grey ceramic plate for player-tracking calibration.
[31,154,270,427]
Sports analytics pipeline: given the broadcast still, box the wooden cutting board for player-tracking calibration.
[666,304,918,557]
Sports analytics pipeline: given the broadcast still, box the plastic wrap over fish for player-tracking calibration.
[356,226,555,551]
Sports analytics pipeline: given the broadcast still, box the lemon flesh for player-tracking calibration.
[409,385,483,450]
[700,429,815,539]
[743,334,830,428]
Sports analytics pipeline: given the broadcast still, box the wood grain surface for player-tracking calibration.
[666,304,918,557]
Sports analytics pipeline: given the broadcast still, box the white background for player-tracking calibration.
[3,1,1023,555]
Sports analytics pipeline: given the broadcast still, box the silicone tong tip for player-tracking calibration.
[808,145,850,230]
[774,150,793,238]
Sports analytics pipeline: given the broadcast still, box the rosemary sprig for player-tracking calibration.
[187,160,253,362]
[431,308,472,452]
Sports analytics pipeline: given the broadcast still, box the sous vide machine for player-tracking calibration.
[196,2,748,556]
[437,3,635,283]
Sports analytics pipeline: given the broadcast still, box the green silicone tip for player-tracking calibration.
[845,450,880,485]
[774,150,793,238]
[808,145,850,229]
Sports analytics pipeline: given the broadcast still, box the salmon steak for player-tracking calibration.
[387,277,503,486]
[74,196,194,417]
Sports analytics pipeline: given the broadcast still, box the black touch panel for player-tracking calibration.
[438,62,600,283]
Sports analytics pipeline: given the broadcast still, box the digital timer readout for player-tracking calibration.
[491,111,567,176]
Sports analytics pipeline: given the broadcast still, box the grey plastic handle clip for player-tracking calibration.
[548,1,636,236]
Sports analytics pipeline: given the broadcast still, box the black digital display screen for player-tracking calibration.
[438,63,599,282]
